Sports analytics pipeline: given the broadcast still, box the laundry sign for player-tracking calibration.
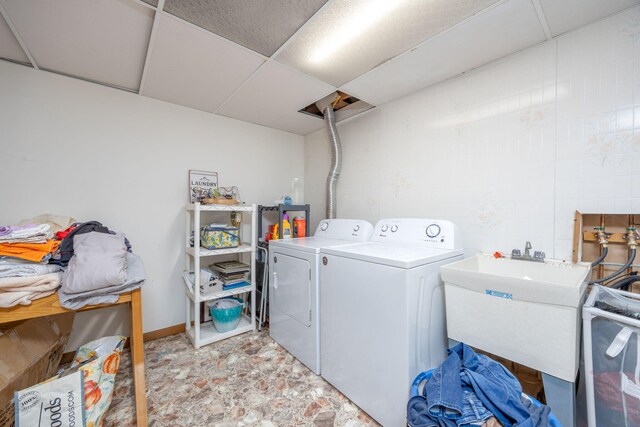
[189,170,218,203]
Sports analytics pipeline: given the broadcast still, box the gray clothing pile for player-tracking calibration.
[59,232,145,309]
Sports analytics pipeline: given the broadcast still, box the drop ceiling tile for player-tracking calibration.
[140,0,158,7]
[0,12,28,64]
[0,0,153,90]
[272,111,325,135]
[275,0,500,87]
[141,14,264,113]
[342,0,546,106]
[164,0,327,57]
[216,61,335,127]
[539,0,640,37]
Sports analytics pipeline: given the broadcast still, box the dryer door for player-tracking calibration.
[272,253,311,327]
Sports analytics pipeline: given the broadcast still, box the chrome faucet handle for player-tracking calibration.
[512,249,522,257]
[534,251,545,260]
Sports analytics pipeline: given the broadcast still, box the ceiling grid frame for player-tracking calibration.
[1,0,637,135]
[129,0,157,11]
[212,61,270,115]
[138,0,165,94]
[0,1,38,69]
[531,0,553,40]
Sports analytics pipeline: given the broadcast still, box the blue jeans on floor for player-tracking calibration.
[424,343,550,427]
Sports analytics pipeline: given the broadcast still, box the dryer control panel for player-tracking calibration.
[372,218,461,250]
[314,219,374,241]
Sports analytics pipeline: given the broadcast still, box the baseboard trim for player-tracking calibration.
[142,323,185,342]
[60,323,185,364]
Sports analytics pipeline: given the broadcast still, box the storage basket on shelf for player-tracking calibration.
[200,224,239,249]
[583,285,640,427]
[207,297,244,333]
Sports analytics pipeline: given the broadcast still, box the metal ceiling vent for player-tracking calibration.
[300,90,372,120]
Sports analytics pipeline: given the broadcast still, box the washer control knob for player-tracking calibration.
[381,225,389,232]
[426,224,441,238]
[353,225,360,232]
[320,222,329,231]
[391,225,398,232]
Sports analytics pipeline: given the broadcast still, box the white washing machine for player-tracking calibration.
[319,218,462,427]
[268,218,373,374]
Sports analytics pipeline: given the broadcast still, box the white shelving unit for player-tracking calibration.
[184,202,257,348]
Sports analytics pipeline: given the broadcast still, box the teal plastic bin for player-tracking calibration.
[208,297,244,333]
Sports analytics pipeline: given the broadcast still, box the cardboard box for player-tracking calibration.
[0,313,75,427]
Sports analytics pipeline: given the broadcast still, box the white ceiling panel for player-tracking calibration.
[272,111,325,135]
[342,0,546,106]
[0,12,28,64]
[141,14,265,113]
[216,61,336,127]
[539,0,640,37]
[275,0,500,87]
[163,0,327,57]
[1,0,153,90]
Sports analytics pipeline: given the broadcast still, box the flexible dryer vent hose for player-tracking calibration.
[318,93,342,219]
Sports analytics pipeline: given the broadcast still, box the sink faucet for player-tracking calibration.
[524,241,532,258]
[512,241,545,263]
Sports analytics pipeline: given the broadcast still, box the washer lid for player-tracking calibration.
[321,242,463,268]
[269,237,363,254]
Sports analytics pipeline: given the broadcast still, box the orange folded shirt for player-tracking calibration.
[0,240,60,263]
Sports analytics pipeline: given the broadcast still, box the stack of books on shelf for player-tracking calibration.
[211,260,250,291]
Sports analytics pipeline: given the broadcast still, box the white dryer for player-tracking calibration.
[319,218,463,427]
[268,219,373,374]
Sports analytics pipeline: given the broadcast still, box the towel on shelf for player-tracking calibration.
[58,252,145,309]
[0,240,60,263]
[0,259,62,278]
[62,232,127,294]
[0,272,62,307]
[0,223,53,243]
[18,213,76,234]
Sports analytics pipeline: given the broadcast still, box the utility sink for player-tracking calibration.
[440,254,591,307]
[440,254,592,382]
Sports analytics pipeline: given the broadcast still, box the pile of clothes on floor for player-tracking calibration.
[0,214,145,309]
[407,343,554,427]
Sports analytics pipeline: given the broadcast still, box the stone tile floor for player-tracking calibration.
[104,330,380,426]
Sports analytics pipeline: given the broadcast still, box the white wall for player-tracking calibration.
[0,61,304,349]
[306,6,640,261]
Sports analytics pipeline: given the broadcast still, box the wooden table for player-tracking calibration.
[0,289,148,426]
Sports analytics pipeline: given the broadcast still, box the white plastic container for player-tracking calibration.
[290,177,303,205]
[583,285,640,427]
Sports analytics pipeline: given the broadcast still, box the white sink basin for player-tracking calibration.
[440,254,591,307]
[440,253,592,382]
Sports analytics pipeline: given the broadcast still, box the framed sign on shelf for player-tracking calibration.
[189,170,218,203]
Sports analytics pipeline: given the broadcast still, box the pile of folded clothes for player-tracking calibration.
[0,216,146,309]
[0,222,64,307]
